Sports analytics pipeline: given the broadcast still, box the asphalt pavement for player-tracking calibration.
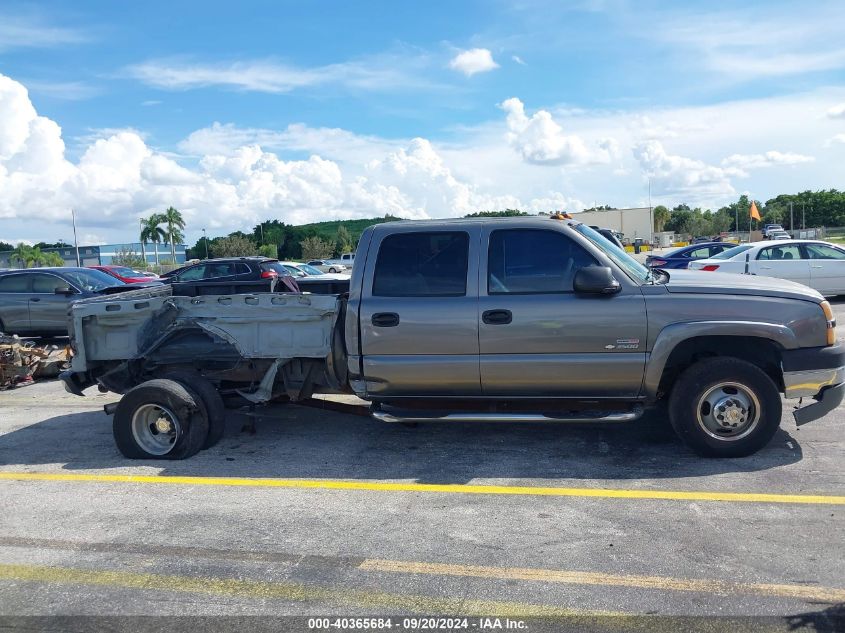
[0,302,843,630]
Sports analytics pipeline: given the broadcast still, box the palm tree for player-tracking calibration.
[161,206,186,263]
[140,214,166,267]
[10,244,35,269]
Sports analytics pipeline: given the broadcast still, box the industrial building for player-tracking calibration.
[0,242,187,269]
[571,207,653,243]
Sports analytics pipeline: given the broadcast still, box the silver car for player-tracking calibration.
[306,259,347,274]
[0,267,152,336]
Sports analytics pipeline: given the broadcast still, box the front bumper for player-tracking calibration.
[782,344,845,425]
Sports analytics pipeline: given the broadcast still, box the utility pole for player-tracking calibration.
[735,207,739,241]
[139,218,147,270]
[648,178,653,244]
[802,202,805,230]
[789,202,794,233]
[71,208,81,266]
[202,228,209,259]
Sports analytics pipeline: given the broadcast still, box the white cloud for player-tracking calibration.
[24,80,99,101]
[126,53,435,94]
[0,14,87,51]
[512,55,526,66]
[828,103,845,119]
[448,48,499,76]
[500,97,611,165]
[826,133,845,146]
[721,151,815,170]
[632,140,738,199]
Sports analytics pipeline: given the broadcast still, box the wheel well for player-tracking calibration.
[657,336,784,398]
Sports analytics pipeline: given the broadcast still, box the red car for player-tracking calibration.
[89,265,161,284]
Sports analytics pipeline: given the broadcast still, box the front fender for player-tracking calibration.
[642,321,797,399]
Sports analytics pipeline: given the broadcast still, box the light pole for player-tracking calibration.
[71,208,81,266]
[139,218,147,270]
[202,228,209,260]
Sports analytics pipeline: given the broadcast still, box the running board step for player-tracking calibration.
[371,405,644,424]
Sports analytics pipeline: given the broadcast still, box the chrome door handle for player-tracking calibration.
[759,265,772,269]
[811,265,823,269]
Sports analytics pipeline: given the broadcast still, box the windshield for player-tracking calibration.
[64,268,125,291]
[297,264,324,275]
[108,266,137,276]
[573,224,651,283]
[284,265,306,277]
[712,245,753,260]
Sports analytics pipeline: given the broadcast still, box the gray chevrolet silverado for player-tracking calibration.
[62,216,844,460]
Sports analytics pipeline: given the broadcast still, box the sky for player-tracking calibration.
[1,0,844,246]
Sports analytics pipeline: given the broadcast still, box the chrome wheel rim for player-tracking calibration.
[696,382,761,442]
[131,404,181,455]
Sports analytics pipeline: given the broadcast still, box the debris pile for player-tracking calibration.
[0,334,71,389]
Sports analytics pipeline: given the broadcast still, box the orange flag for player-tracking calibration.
[749,201,761,221]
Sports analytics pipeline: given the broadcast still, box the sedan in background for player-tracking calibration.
[689,240,845,296]
[0,267,159,336]
[89,265,163,284]
[646,242,734,269]
[306,259,348,273]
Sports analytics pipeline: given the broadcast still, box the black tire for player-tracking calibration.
[161,369,226,449]
[668,357,782,457]
[329,267,337,273]
[113,379,209,459]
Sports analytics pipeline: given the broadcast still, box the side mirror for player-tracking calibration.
[573,266,621,295]
[54,286,75,295]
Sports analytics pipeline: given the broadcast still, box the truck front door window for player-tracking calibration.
[487,229,596,294]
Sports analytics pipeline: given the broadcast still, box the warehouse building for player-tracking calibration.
[571,207,653,243]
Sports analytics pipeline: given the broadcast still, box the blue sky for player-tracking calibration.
[1,0,844,245]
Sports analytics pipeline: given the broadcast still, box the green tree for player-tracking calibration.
[210,235,258,258]
[258,244,277,259]
[0,241,14,252]
[465,209,529,217]
[300,236,333,260]
[334,225,353,256]
[112,247,146,269]
[161,206,186,263]
[42,251,65,266]
[10,244,35,268]
[652,205,670,232]
[140,214,166,267]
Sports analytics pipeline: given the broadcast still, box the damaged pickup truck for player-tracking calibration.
[62,216,844,459]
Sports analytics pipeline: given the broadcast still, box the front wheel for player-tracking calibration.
[668,357,782,457]
[329,267,337,273]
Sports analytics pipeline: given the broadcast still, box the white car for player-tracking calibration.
[306,259,348,274]
[689,239,845,296]
[280,262,350,280]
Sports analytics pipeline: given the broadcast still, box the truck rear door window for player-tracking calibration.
[372,232,469,297]
[488,229,597,294]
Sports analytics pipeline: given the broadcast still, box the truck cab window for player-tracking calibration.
[372,231,469,297]
[488,229,596,294]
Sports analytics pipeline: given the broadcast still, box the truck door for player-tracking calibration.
[358,226,481,397]
[478,225,647,398]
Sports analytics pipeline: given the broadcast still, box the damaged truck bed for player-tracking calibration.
[63,286,348,406]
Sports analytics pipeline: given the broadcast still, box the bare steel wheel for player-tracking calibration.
[668,357,781,457]
[113,379,209,459]
[131,404,182,456]
[695,382,761,441]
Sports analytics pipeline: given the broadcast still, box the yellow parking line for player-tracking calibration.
[0,471,843,505]
[359,559,845,604]
[0,563,615,616]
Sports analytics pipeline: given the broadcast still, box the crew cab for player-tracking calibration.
[62,217,843,460]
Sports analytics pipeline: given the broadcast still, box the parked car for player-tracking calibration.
[588,226,624,249]
[0,267,161,336]
[763,224,785,237]
[66,217,842,460]
[767,231,791,240]
[306,260,348,274]
[646,242,733,269]
[160,257,299,295]
[89,265,163,284]
[277,262,351,294]
[322,253,356,270]
[689,240,845,296]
